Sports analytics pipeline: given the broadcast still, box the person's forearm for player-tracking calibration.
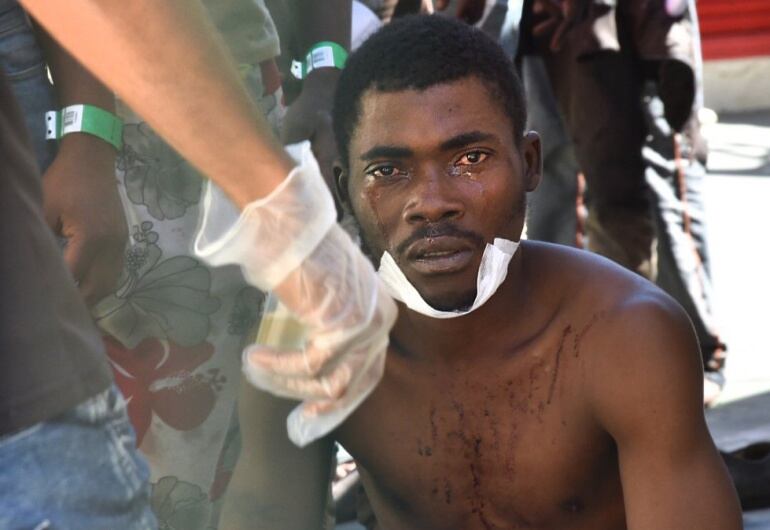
[30,22,128,304]
[219,380,332,529]
[286,0,350,94]
[21,0,294,209]
[288,0,351,56]
[34,22,113,112]
[33,22,115,167]
[280,0,351,188]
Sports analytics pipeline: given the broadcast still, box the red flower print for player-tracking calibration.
[104,336,223,446]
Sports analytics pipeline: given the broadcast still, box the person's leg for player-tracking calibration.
[645,93,726,403]
[542,44,655,278]
[0,385,156,530]
[643,0,726,404]
[522,55,581,247]
[0,0,58,170]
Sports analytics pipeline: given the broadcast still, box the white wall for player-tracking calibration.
[703,56,770,113]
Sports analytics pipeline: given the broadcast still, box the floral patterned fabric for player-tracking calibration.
[91,71,284,529]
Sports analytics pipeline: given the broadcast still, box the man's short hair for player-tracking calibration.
[332,14,527,168]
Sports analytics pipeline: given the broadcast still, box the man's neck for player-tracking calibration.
[391,241,533,364]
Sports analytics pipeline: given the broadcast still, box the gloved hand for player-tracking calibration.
[194,141,397,446]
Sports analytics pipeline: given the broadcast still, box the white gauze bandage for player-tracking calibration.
[378,238,519,318]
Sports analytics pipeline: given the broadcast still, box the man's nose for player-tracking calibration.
[403,170,464,224]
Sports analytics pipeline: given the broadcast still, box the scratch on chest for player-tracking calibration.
[572,311,605,358]
[430,404,438,444]
[451,398,466,422]
[547,325,573,405]
[468,436,496,529]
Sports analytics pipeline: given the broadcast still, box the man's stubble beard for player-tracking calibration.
[346,190,527,312]
[348,214,479,312]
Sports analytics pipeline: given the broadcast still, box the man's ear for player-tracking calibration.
[333,159,352,213]
[521,130,542,193]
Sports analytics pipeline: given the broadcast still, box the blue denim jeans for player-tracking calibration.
[0,385,157,530]
[0,0,57,171]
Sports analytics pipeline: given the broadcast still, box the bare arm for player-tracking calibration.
[219,377,334,530]
[32,22,126,306]
[22,0,398,447]
[288,0,351,56]
[590,292,742,530]
[281,0,351,192]
[20,0,294,209]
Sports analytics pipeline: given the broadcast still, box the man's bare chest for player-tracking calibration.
[336,328,625,529]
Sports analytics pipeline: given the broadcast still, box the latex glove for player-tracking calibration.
[194,141,397,446]
[43,135,127,306]
[244,236,395,445]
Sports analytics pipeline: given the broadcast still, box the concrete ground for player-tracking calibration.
[703,57,770,115]
[703,110,770,405]
[702,109,770,527]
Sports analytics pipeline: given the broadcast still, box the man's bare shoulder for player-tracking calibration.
[523,240,701,398]
[522,240,655,304]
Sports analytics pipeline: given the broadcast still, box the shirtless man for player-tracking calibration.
[226,15,742,530]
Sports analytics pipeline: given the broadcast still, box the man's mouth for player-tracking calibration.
[405,236,477,275]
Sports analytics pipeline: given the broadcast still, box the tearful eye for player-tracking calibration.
[457,150,488,166]
[368,164,405,180]
[373,166,396,177]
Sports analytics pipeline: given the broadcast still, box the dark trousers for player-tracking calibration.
[524,52,725,372]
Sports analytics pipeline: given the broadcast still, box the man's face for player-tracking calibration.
[341,76,541,311]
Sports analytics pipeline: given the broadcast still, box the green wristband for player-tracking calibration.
[291,41,348,80]
[46,104,123,151]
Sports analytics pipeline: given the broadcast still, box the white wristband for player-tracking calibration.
[291,41,348,80]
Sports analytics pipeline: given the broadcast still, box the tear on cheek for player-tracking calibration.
[363,186,383,206]
[447,166,471,179]
[357,190,389,250]
[448,166,486,186]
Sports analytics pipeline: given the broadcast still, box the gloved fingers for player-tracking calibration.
[245,339,341,377]
[286,363,352,400]
[244,346,353,400]
[286,337,389,446]
[292,340,388,419]
[299,398,337,418]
